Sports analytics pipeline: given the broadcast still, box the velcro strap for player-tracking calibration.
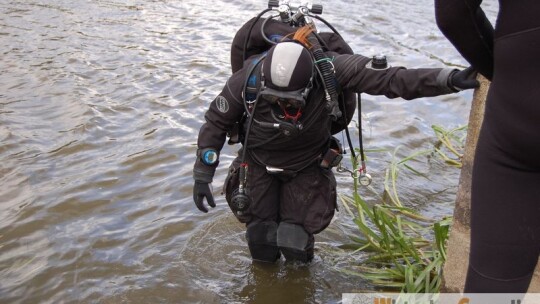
[320,149,342,169]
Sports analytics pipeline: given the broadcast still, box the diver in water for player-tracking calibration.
[192,13,478,263]
[435,0,540,292]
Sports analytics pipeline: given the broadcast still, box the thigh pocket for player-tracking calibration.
[293,166,337,234]
[323,168,338,212]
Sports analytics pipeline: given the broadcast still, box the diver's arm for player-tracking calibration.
[333,54,459,100]
[193,71,245,183]
[435,0,494,80]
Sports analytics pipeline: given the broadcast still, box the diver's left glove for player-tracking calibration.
[448,66,479,91]
[193,181,215,213]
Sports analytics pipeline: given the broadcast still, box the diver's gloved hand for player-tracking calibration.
[193,181,215,213]
[449,66,479,91]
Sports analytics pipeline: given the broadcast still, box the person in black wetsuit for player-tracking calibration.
[435,0,540,293]
[192,21,478,263]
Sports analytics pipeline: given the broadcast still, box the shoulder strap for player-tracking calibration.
[243,54,266,104]
[227,54,266,145]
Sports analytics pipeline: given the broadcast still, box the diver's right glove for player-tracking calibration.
[448,66,479,91]
[193,181,215,213]
[192,148,219,213]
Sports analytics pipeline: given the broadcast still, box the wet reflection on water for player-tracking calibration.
[0,0,497,303]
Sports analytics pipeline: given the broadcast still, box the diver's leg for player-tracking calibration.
[243,159,281,263]
[246,220,280,263]
[276,222,314,263]
[278,164,337,262]
[465,124,540,292]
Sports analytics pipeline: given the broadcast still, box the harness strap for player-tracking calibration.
[244,56,265,104]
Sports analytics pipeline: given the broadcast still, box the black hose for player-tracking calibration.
[261,15,280,45]
[240,55,266,161]
[239,93,260,189]
[342,94,357,160]
[308,36,341,120]
[243,8,272,63]
[357,93,366,163]
[310,15,342,38]
[312,31,330,51]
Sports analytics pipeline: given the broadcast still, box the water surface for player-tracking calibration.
[0,0,498,303]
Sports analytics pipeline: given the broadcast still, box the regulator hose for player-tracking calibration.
[243,8,273,63]
[307,34,341,121]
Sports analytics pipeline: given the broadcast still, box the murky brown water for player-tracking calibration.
[0,0,498,303]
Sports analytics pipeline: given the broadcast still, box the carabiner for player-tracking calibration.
[337,163,358,179]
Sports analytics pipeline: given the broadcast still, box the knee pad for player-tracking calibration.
[246,221,280,263]
[277,223,314,263]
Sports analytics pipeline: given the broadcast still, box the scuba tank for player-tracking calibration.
[229,5,357,134]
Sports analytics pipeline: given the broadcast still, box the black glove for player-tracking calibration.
[193,181,215,213]
[449,66,479,91]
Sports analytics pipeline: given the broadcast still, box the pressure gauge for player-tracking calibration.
[359,173,372,186]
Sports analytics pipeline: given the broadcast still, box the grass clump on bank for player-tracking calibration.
[338,125,466,293]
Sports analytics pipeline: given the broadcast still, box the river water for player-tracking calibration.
[0,0,498,303]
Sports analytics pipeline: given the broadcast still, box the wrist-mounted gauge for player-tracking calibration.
[199,148,219,166]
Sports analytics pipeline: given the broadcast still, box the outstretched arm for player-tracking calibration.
[333,54,475,100]
[435,0,495,80]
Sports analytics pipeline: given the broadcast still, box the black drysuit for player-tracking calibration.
[193,24,459,262]
[435,0,540,292]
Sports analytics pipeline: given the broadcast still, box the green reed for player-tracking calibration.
[432,124,467,168]
[338,125,465,293]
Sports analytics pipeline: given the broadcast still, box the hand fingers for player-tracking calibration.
[207,193,216,208]
[468,79,480,88]
[194,193,209,213]
[463,66,478,80]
